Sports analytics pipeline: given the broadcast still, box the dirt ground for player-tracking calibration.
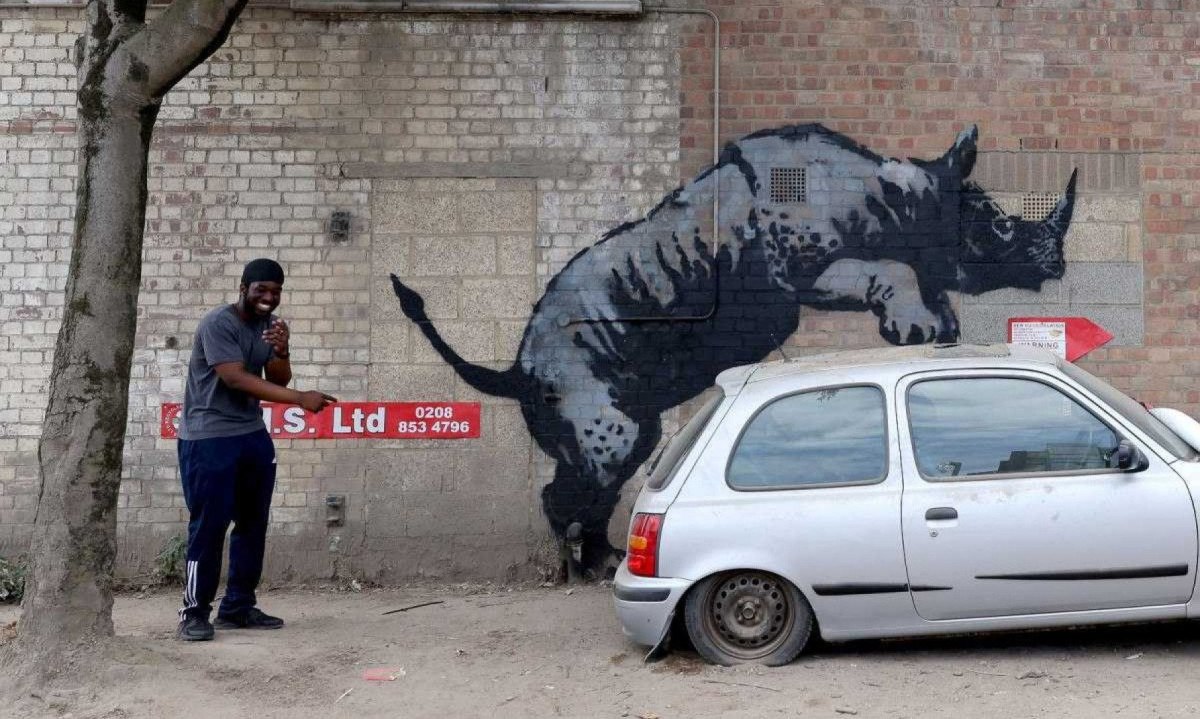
[4,582,1200,718]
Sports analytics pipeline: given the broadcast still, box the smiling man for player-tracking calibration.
[175,258,337,641]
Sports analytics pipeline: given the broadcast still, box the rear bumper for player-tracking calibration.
[612,563,692,647]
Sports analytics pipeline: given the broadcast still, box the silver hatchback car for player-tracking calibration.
[613,343,1200,665]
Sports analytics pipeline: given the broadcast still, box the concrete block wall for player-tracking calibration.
[960,152,1144,347]
[362,177,541,581]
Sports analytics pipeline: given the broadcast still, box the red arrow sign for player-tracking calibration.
[1007,317,1113,362]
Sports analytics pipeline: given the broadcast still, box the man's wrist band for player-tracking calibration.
[275,351,290,359]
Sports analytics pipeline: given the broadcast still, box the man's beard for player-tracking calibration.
[240,296,270,317]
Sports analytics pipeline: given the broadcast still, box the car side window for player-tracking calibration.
[727,385,887,490]
[646,390,725,491]
[908,377,1120,480]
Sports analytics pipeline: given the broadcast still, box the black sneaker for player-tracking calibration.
[213,607,285,630]
[177,614,215,641]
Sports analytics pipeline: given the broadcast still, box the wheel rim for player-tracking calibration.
[701,571,795,661]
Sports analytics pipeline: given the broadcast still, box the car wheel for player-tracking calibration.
[683,570,813,666]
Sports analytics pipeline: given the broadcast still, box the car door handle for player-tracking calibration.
[925,507,958,521]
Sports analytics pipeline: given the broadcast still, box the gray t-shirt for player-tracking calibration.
[179,304,276,440]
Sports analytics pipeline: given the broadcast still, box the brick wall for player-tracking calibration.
[681,0,1197,412]
[0,6,681,580]
[3,0,1198,582]
[0,12,78,552]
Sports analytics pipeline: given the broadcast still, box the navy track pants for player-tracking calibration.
[177,428,276,619]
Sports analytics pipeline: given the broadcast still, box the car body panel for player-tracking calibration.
[1171,460,1200,619]
[611,344,1200,650]
[611,563,690,647]
[897,368,1198,620]
[819,603,1189,642]
[652,365,915,642]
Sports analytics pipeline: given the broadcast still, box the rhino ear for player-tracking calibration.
[940,124,978,177]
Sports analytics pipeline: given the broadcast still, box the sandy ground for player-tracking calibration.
[4,582,1200,718]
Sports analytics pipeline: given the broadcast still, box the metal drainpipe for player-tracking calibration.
[650,6,721,177]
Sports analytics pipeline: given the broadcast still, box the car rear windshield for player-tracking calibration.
[645,390,725,491]
[1059,360,1198,461]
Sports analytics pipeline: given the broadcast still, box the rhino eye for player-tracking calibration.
[992,217,1015,239]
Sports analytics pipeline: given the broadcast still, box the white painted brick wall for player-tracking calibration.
[0,6,681,580]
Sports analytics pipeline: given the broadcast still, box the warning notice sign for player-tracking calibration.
[1009,320,1067,358]
[1007,317,1113,362]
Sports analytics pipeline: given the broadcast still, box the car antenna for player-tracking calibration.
[770,333,791,361]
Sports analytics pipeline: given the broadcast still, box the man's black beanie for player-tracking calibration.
[241,258,285,286]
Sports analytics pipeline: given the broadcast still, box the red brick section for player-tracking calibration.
[1110,152,1200,412]
[680,1,1200,413]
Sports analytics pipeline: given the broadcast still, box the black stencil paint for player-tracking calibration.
[391,124,1077,571]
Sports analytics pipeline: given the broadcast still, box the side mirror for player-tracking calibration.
[1115,439,1148,472]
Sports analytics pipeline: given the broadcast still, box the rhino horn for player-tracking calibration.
[937,124,978,177]
[1041,168,1078,240]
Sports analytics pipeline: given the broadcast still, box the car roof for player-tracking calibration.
[715,343,1060,391]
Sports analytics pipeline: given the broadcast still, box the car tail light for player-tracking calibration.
[627,512,663,577]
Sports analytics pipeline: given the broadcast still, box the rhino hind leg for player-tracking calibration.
[540,465,623,574]
[539,406,662,576]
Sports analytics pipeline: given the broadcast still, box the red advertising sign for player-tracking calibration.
[1007,317,1113,363]
[160,402,481,440]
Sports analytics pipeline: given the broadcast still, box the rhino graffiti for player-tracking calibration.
[390,124,1077,572]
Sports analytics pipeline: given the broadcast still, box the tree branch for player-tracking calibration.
[123,0,249,98]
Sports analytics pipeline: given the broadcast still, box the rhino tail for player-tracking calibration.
[389,274,527,399]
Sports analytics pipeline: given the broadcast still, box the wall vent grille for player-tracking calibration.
[1022,192,1061,221]
[770,167,807,204]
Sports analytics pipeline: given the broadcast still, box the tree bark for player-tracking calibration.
[16,0,247,667]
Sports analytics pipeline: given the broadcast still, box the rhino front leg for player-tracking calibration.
[812,258,960,345]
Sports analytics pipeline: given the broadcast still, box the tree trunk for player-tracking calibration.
[18,32,160,655]
[12,0,248,671]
